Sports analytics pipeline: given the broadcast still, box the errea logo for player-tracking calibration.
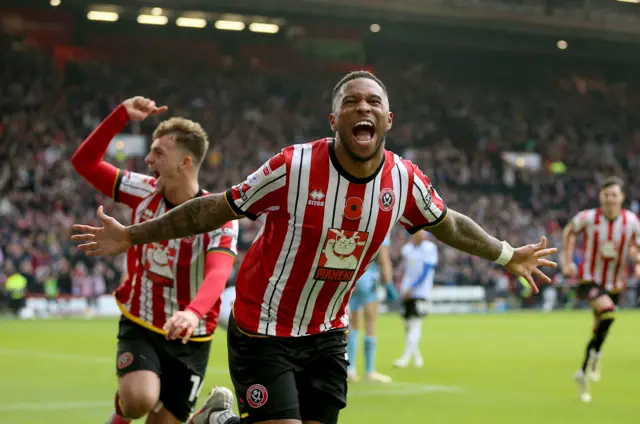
[308,189,325,207]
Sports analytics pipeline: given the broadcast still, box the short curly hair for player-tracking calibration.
[332,70,388,111]
[153,117,209,167]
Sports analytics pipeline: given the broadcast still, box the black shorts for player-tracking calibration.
[402,298,427,320]
[576,282,622,305]
[609,291,621,305]
[116,316,211,422]
[227,314,348,424]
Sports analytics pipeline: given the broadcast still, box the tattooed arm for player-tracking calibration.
[74,154,288,257]
[126,193,238,245]
[426,209,503,261]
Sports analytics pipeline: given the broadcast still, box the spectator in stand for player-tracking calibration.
[4,261,27,316]
[2,30,640,307]
[56,258,73,295]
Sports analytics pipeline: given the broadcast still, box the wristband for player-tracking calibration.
[494,240,514,266]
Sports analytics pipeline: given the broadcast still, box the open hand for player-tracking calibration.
[504,236,557,294]
[163,310,200,344]
[122,96,168,121]
[71,206,132,257]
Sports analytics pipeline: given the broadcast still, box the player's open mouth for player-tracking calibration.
[352,120,376,146]
[151,170,160,178]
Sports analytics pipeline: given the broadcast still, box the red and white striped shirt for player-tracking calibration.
[115,171,239,339]
[225,138,446,337]
[570,208,640,292]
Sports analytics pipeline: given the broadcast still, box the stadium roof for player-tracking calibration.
[43,0,640,40]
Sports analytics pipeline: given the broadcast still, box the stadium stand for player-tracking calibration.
[2,21,640,311]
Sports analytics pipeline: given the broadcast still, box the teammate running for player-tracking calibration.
[71,97,238,424]
[393,231,437,369]
[561,176,640,403]
[346,234,396,383]
[72,72,557,424]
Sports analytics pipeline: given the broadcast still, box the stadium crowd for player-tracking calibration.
[2,32,640,306]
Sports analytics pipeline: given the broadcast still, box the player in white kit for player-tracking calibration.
[217,285,236,330]
[562,176,640,402]
[393,231,438,368]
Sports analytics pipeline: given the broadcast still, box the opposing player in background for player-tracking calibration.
[72,72,557,424]
[347,234,396,383]
[218,283,237,330]
[393,231,438,369]
[72,97,238,424]
[562,176,640,403]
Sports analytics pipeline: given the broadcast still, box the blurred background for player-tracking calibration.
[1,1,640,423]
[3,0,640,315]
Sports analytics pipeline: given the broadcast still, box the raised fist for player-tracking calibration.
[122,96,168,121]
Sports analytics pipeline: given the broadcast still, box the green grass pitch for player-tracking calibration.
[0,311,638,424]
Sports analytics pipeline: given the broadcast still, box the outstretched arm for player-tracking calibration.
[424,209,555,292]
[426,209,502,261]
[401,164,556,293]
[126,193,238,245]
[73,150,289,258]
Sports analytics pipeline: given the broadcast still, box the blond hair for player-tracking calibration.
[153,117,209,167]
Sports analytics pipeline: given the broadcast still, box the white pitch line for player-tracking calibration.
[349,386,460,398]
[348,381,462,397]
